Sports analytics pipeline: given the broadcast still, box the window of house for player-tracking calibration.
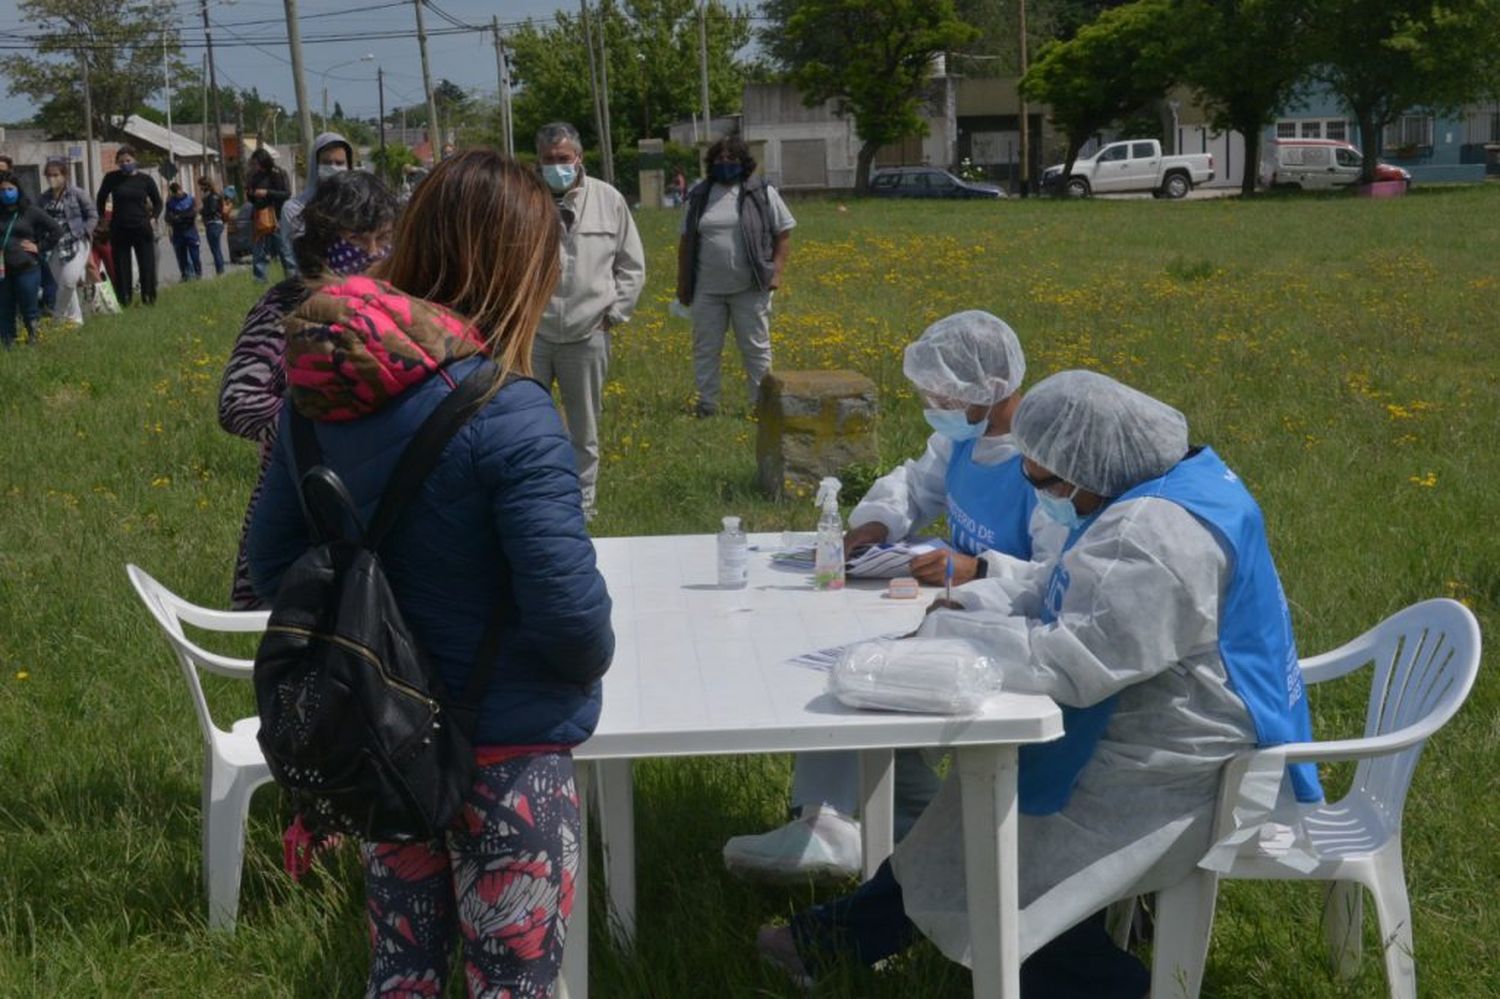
[1299,121,1323,138]
[1325,120,1347,141]
[1276,121,1298,139]
[1385,114,1434,150]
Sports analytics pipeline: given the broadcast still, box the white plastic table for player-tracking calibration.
[561,534,1063,999]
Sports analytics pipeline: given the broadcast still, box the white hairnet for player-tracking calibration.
[1012,370,1188,496]
[902,311,1026,407]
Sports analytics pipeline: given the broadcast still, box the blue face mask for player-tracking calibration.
[542,163,577,192]
[711,162,744,183]
[0,188,17,207]
[120,162,137,174]
[923,408,988,441]
[1035,486,1082,530]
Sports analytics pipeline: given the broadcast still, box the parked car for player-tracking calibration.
[1259,139,1412,190]
[227,202,254,264]
[867,167,1005,199]
[1041,139,1215,199]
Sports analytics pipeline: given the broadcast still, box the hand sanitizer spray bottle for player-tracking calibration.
[717,515,748,589]
[813,477,845,591]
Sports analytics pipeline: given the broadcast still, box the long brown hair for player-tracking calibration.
[375,150,560,380]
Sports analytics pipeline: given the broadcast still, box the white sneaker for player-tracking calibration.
[723,806,863,881]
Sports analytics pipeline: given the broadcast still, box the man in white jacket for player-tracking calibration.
[724,311,1063,881]
[533,122,646,517]
[758,370,1322,996]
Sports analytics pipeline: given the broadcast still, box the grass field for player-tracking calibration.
[1,186,1497,997]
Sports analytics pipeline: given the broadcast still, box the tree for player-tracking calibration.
[507,1,756,174]
[1309,0,1500,183]
[333,100,347,121]
[1177,0,1313,195]
[1,0,185,141]
[369,143,419,186]
[1019,0,1179,186]
[761,0,978,192]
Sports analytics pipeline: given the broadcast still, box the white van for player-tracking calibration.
[1260,139,1410,190]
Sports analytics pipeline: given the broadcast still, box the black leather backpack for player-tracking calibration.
[254,362,504,842]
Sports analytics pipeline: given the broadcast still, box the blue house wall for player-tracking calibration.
[1266,85,1486,183]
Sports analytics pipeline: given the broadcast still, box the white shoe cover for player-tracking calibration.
[723,806,862,881]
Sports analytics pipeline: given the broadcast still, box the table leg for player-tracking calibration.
[595,758,637,948]
[858,748,894,880]
[558,760,591,999]
[957,744,1020,999]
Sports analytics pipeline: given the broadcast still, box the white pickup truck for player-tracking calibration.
[1042,139,1215,199]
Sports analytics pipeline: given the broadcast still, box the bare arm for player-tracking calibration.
[769,230,792,290]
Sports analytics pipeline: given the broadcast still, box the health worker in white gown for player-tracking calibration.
[758,369,1323,996]
[724,311,1062,883]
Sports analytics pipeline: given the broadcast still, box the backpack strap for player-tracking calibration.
[290,359,513,739]
[364,360,502,548]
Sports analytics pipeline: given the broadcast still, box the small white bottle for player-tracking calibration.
[717,515,748,589]
[813,477,846,591]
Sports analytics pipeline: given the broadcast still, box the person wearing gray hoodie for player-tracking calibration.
[279,131,354,246]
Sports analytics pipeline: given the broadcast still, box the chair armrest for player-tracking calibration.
[194,652,258,679]
[1298,645,1374,685]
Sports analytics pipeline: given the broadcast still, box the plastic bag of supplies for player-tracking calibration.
[828,637,1000,714]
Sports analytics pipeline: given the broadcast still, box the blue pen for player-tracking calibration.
[944,552,954,603]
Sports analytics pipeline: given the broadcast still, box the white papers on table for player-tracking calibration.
[846,538,946,578]
[766,537,947,578]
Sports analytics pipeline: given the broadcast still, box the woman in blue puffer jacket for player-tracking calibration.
[247,150,613,999]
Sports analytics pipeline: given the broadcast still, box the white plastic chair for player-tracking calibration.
[1148,598,1481,999]
[126,564,276,931]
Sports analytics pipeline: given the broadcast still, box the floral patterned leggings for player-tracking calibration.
[361,751,580,999]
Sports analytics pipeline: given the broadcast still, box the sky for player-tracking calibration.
[0,0,587,127]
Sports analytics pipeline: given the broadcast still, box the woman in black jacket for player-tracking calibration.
[1,170,63,347]
[197,176,228,275]
[95,145,163,306]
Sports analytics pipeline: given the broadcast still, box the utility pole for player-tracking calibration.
[579,1,606,170]
[201,54,210,171]
[1018,0,1030,197]
[595,1,615,183]
[413,0,442,160]
[162,33,175,169]
[281,0,316,165]
[200,0,225,183]
[79,45,97,194]
[234,94,247,194]
[491,16,514,157]
[698,1,711,142]
[377,66,388,162]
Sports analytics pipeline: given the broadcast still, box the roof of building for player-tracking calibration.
[113,114,211,158]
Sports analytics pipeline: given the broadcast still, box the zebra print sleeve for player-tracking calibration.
[218,281,307,444]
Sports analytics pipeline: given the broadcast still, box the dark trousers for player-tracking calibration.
[171,233,201,281]
[790,859,1150,998]
[203,221,226,274]
[110,224,157,305]
[1,266,44,346]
